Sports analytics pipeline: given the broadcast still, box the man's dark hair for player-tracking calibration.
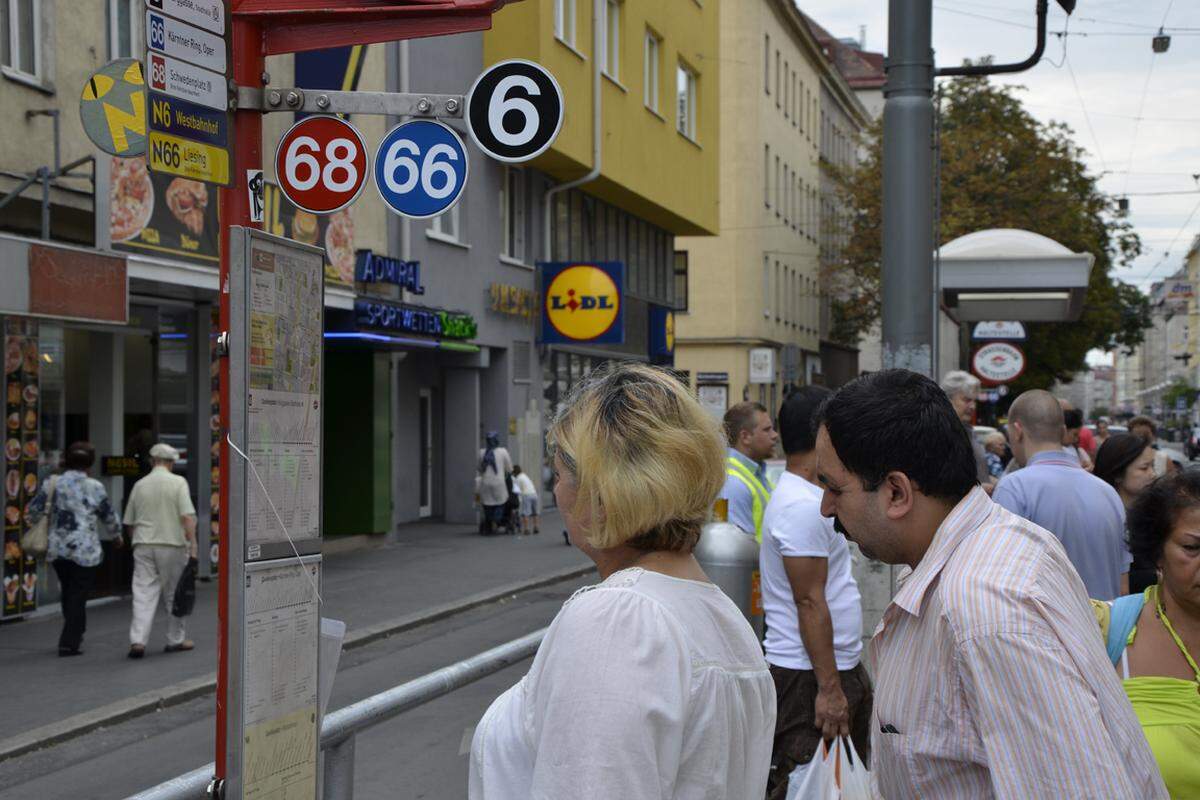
[1128,470,1200,566]
[778,386,830,455]
[1062,408,1083,430]
[64,441,95,471]
[723,401,768,448]
[1093,433,1150,491]
[815,369,977,501]
[1128,415,1157,437]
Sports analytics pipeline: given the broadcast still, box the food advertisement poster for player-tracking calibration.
[108,158,355,288]
[110,156,219,266]
[4,319,40,618]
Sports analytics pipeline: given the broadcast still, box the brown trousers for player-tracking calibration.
[765,662,873,800]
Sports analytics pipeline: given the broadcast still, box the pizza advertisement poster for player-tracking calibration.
[4,318,40,618]
[108,160,355,289]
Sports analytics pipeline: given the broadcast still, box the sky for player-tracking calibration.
[799,0,1200,295]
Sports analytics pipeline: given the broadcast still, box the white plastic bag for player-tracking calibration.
[834,736,872,800]
[785,737,872,800]
[786,739,837,800]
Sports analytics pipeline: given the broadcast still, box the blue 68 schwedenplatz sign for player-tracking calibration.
[373,120,469,219]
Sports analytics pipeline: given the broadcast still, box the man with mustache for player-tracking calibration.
[813,369,1164,799]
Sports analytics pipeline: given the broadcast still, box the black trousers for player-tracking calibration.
[52,559,97,652]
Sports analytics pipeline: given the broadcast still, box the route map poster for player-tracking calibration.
[245,234,323,550]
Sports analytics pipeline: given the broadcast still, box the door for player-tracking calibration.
[418,388,433,518]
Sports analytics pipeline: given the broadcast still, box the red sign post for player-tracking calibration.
[216,2,516,794]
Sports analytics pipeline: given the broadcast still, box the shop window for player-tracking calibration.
[501,166,526,262]
[602,0,620,81]
[1,0,40,80]
[107,0,140,59]
[675,62,697,141]
[673,251,688,312]
[554,0,576,49]
[512,340,531,383]
[644,29,660,112]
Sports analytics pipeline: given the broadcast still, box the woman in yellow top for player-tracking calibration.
[1094,470,1200,798]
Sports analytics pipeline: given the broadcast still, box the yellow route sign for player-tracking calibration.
[148,131,231,186]
[80,58,147,156]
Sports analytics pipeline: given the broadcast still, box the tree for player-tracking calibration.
[825,74,1151,392]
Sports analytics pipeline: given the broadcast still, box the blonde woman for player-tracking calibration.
[469,364,776,799]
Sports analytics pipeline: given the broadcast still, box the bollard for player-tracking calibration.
[694,521,763,638]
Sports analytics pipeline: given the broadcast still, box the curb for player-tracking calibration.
[0,562,595,764]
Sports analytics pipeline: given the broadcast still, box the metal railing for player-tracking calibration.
[128,628,547,800]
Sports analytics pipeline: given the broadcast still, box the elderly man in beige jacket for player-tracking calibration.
[123,443,197,659]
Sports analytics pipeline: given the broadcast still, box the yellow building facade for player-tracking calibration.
[485,0,720,237]
[675,0,832,417]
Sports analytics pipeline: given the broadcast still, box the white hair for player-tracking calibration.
[940,370,980,399]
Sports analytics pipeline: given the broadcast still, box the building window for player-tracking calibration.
[107,0,140,59]
[676,62,697,140]
[763,254,771,318]
[763,34,770,94]
[792,72,798,127]
[602,0,620,80]
[774,155,780,217]
[501,166,525,261]
[783,60,789,119]
[775,260,781,321]
[764,144,770,208]
[673,251,688,311]
[1,0,40,78]
[554,0,576,48]
[643,29,659,111]
[775,50,780,107]
[430,203,461,242]
[782,165,789,226]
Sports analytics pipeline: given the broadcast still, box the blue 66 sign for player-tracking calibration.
[373,120,469,219]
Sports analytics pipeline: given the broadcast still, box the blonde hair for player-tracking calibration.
[547,363,726,552]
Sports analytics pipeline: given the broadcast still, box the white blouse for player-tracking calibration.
[469,567,776,800]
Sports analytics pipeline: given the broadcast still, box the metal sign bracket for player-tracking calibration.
[235,86,463,118]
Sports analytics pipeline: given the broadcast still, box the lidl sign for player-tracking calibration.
[649,304,675,358]
[540,262,624,344]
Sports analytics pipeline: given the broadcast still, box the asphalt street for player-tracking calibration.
[0,575,590,800]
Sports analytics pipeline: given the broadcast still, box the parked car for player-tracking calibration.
[972,425,999,444]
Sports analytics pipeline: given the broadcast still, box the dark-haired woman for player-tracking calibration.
[1092,470,1200,798]
[25,442,122,656]
[1094,434,1158,594]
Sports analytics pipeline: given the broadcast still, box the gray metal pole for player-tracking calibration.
[323,736,356,800]
[882,0,935,376]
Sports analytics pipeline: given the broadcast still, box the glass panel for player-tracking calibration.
[37,323,65,478]
[17,0,34,74]
[117,0,131,57]
[419,394,430,508]
[157,308,194,486]
[569,353,582,386]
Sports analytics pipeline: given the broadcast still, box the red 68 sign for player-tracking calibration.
[275,116,369,214]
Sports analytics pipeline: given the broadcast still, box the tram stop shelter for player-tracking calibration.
[939,228,1094,323]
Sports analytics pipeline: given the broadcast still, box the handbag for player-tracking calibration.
[20,475,56,559]
[172,556,198,617]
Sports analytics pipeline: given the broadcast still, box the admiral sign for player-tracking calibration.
[540,262,624,344]
[972,342,1026,384]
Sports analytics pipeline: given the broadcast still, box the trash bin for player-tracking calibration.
[694,519,763,638]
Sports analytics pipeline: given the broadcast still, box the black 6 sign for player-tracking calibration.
[465,59,564,163]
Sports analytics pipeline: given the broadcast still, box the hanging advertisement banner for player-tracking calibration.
[972,342,1026,384]
[539,262,624,345]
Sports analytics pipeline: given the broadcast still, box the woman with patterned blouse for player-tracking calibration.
[26,442,122,656]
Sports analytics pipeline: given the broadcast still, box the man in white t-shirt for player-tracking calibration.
[511,465,540,535]
[760,386,870,800]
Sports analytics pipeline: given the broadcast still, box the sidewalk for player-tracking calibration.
[0,510,587,752]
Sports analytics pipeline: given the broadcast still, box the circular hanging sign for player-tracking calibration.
[80,58,147,156]
[275,116,369,215]
[373,119,469,219]
[544,265,621,341]
[972,342,1026,384]
[465,59,564,163]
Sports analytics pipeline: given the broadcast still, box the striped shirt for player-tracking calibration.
[869,486,1166,799]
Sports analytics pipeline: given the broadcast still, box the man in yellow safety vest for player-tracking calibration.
[720,401,778,541]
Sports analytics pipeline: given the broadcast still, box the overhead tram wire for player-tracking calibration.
[1137,193,1200,284]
